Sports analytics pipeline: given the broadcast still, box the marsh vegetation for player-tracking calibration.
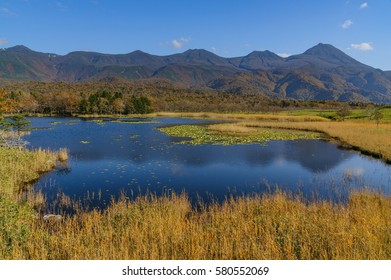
[1,108,391,260]
[158,124,320,145]
[1,184,391,259]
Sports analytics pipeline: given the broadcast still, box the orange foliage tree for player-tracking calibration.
[0,88,17,114]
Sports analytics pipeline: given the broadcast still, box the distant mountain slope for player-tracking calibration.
[229,50,286,70]
[0,45,56,81]
[285,43,371,70]
[1,43,391,103]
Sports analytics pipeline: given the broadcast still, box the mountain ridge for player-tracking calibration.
[1,43,391,103]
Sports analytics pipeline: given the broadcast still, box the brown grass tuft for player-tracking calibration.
[57,148,69,162]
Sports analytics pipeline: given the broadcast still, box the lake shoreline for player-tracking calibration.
[21,110,391,163]
[26,116,390,209]
[1,113,391,260]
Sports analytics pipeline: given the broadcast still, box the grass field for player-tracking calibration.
[278,107,391,121]
[1,111,391,260]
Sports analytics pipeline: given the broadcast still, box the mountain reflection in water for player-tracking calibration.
[26,117,391,208]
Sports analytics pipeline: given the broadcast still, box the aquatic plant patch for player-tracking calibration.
[158,125,320,145]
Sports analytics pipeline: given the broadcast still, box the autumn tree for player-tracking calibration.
[16,92,39,113]
[0,88,17,113]
[112,98,125,114]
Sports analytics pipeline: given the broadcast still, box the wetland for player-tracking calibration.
[26,117,391,209]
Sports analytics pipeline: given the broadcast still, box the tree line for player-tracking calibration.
[1,88,152,115]
[0,80,376,116]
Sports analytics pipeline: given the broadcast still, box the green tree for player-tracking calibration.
[128,96,152,114]
[1,115,31,150]
[373,109,383,127]
[79,98,90,114]
[337,104,351,121]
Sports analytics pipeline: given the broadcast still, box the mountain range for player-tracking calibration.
[1,43,391,103]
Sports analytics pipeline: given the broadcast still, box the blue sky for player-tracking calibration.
[1,0,390,70]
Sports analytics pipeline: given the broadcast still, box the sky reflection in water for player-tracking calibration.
[26,117,391,208]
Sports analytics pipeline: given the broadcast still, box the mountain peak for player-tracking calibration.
[175,49,229,66]
[6,45,33,53]
[129,50,148,55]
[304,43,343,56]
[182,49,216,56]
[236,50,285,70]
[297,43,369,69]
[247,50,282,59]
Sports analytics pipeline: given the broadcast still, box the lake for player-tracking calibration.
[26,117,391,209]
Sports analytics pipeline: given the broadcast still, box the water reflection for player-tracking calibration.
[26,117,391,208]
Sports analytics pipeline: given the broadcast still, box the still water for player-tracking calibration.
[26,117,391,208]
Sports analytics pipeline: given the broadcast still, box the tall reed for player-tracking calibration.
[1,191,390,260]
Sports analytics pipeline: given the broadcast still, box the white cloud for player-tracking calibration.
[342,19,353,29]
[360,2,368,9]
[171,38,190,49]
[55,1,68,11]
[0,7,16,16]
[350,42,373,51]
[0,38,8,46]
[277,53,291,58]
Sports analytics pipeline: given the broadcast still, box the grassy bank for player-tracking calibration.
[1,191,390,260]
[0,148,60,196]
[153,111,391,163]
[279,107,391,121]
[207,120,391,163]
[0,147,65,259]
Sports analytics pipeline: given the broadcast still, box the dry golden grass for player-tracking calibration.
[206,117,391,162]
[0,148,59,196]
[157,112,391,162]
[154,111,329,122]
[57,148,69,162]
[1,191,391,260]
[208,122,259,135]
